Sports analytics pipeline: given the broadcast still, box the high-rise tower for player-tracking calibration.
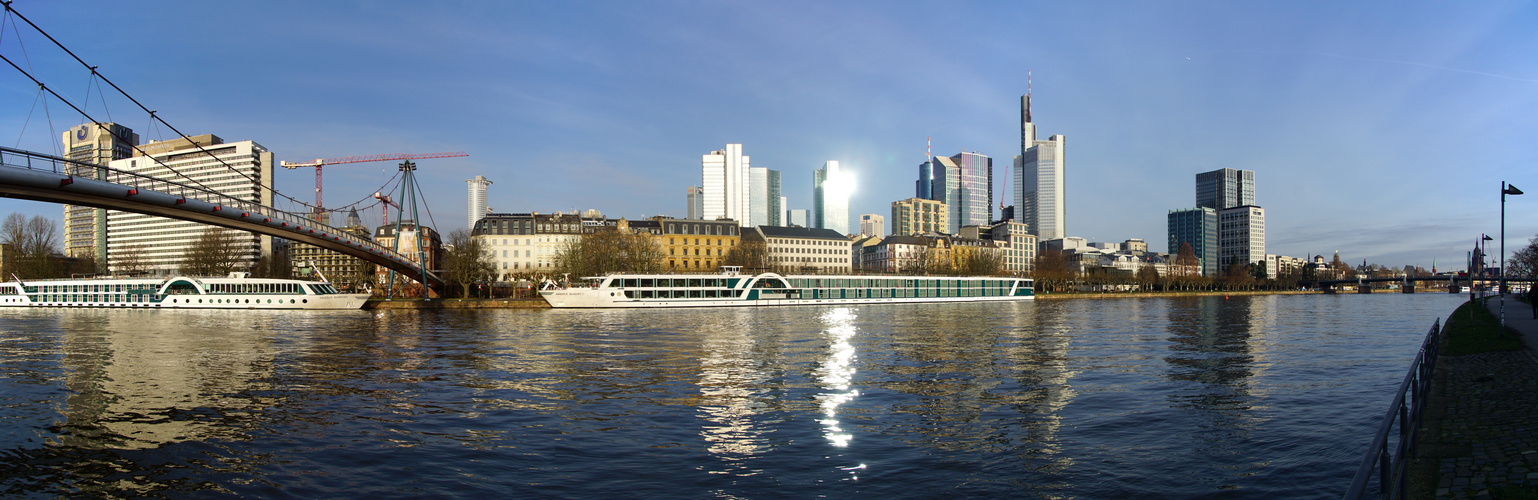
[749,167,781,227]
[1013,75,1066,240]
[61,122,138,271]
[466,175,492,230]
[701,144,749,223]
[1195,168,1255,210]
[813,161,850,235]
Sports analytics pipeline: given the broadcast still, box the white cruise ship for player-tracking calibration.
[540,267,1034,308]
[0,272,370,310]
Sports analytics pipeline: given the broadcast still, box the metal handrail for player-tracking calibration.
[1343,318,1442,499]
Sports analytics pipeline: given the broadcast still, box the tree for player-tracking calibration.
[1031,250,1072,293]
[722,240,772,272]
[180,227,244,276]
[554,229,664,278]
[1509,234,1538,279]
[1136,264,1161,291]
[958,246,1004,276]
[442,229,495,297]
[114,243,149,276]
[251,246,293,279]
[1,213,62,279]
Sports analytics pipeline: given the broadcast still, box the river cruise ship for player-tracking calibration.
[540,267,1033,308]
[0,272,370,310]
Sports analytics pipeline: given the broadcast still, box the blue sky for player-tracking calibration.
[3,1,1536,271]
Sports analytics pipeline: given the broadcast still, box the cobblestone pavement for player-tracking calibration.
[1420,298,1538,499]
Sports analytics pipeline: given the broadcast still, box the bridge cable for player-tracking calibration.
[3,3,432,222]
[0,3,331,215]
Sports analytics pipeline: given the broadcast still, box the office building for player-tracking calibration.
[467,175,492,230]
[920,151,991,234]
[1218,206,1265,269]
[859,214,885,239]
[701,144,749,223]
[749,167,781,227]
[891,197,947,236]
[1168,207,1219,277]
[779,196,788,226]
[686,186,704,220]
[787,209,809,228]
[290,209,373,291]
[1013,89,1066,240]
[1196,168,1255,210]
[105,135,272,274]
[813,161,850,235]
[655,217,741,272]
[61,122,138,269]
[745,225,853,274]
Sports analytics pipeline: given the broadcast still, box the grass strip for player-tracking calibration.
[1443,298,1524,356]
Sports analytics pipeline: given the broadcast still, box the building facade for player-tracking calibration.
[466,175,492,230]
[1218,206,1265,269]
[289,209,374,291]
[104,135,272,275]
[859,214,885,239]
[471,212,589,276]
[749,167,781,227]
[62,122,138,268]
[655,217,740,272]
[813,161,850,235]
[989,220,1036,275]
[374,220,442,288]
[701,144,749,223]
[747,226,852,274]
[1013,91,1066,240]
[1196,168,1255,210]
[1168,207,1219,277]
[890,197,947,236]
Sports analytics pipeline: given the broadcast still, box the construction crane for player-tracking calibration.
[280,152,469,219]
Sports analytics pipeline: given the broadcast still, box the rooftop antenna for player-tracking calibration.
[927,136,932,160]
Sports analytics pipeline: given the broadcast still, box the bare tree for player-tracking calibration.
[113,243,149,276]
[555,229,664,278]
[1136,264,1161,291]
[1,213,62,279]
[722,240,771,272]
[1509,234,1538,279]
[1031,250,1072,293]
[443,229,495,297]
[180,227,244,276]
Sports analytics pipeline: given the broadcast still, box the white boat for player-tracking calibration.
[0,272,370,310]
[540,266,1034,308]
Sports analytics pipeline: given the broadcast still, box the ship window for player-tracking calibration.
[623,279,637,288]
[687,279,701,287]
[641,279,654,288]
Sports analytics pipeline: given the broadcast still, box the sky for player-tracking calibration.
[3,1,1536,271]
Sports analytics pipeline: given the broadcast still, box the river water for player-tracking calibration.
[0,293,1463,498]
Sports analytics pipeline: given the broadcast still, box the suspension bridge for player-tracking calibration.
[0,146,446,290]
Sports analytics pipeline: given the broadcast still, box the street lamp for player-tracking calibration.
[1502,182,1523,328]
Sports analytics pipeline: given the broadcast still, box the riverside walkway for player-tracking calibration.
[1412,296,1538,499]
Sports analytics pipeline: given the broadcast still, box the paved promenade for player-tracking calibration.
[1415,296,1538,499]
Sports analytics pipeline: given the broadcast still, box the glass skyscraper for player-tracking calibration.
[1195,168,1255,210]
[1168,207,1219,277]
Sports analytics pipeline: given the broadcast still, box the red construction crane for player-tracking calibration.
[280,151,469,217]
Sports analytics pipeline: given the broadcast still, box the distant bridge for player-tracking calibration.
[0,146,443,289]
[1311,275,1534,293]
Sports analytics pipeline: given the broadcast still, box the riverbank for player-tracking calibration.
[364,298,550,309]
[364,289,1337,309]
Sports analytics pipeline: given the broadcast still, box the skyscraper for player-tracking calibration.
[701,144,749,223]
[919,152,991,234]
[1168,207,1219,277]
[466,175,492,230]
[1013,84,1066,240]
[749,167,781,227]
[1196,168,1255,210]
[686,185,704,220]
[61,122,138,271]
[813,161,850,235]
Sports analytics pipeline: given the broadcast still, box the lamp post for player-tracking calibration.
[1502,182,1523,328]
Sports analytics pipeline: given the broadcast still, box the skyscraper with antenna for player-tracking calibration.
[1013,71,1067,240]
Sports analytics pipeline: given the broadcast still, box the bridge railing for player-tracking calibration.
[0,146,436,282]
[1342,318,1442,500]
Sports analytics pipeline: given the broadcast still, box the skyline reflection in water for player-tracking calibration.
[0,293,1464,498]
